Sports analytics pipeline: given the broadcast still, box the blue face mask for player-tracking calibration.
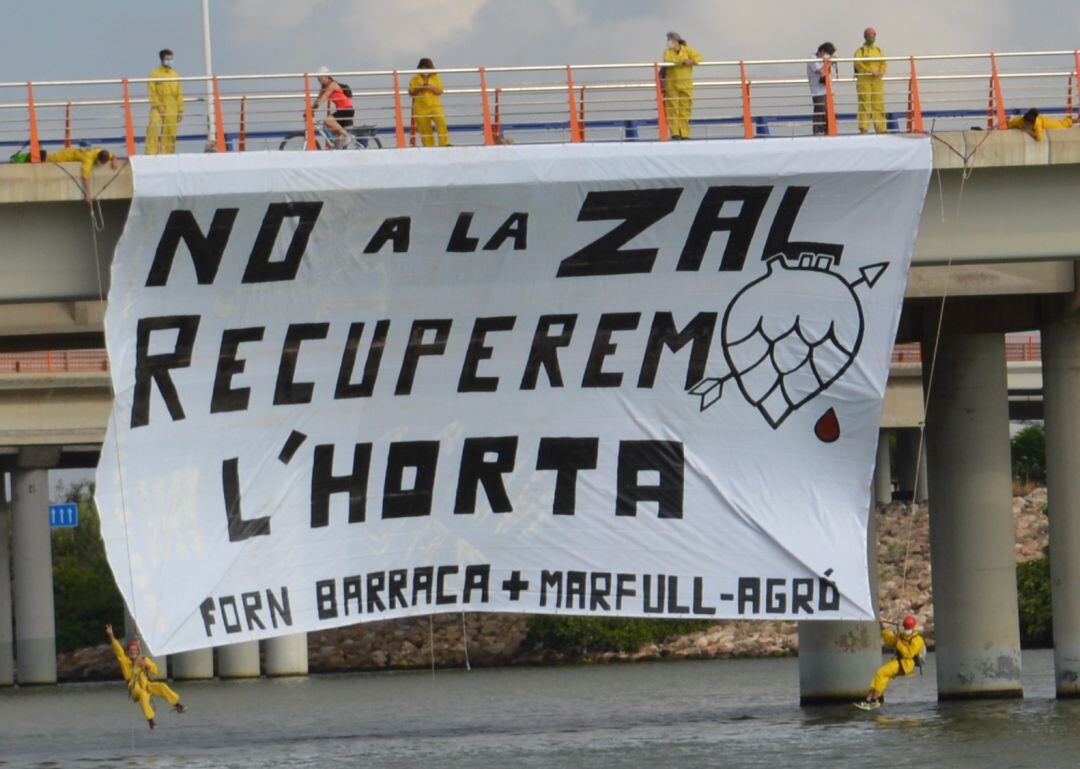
[163,59,174,69]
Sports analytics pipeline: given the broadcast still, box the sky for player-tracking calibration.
[3,0,1079,81]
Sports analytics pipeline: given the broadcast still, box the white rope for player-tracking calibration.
[461,611,472,671]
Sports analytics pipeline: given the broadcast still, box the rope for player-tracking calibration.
[428,615,436,682]
[82,162,147,741]
[461,611,471,671]
[895,129,972,600]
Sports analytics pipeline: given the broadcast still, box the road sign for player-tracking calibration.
[49,503,79,528]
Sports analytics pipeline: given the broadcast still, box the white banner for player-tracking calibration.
[97,138,931,655]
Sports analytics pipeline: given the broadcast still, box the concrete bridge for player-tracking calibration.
[2,128,1080,701]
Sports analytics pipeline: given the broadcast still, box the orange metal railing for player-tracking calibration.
[3,50,1079,156]
[892,335,1042,364]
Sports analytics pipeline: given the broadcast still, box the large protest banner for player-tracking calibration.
[96,137,931,655]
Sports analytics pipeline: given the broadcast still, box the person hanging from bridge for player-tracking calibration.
[859,615,925,709]
[46,146,120,203]
[146,49,184,155]
[662,31,702,139]
[105,623,186,729]
[1008,107,1075,142]
[409,58,450,147]
[312,67,355,149]
[854,27,887,134]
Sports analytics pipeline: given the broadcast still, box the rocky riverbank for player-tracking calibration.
[56,489,1050,681]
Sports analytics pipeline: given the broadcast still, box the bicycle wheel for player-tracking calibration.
[279,131,311,151]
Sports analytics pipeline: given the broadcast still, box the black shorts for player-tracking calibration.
[332,109,354,128]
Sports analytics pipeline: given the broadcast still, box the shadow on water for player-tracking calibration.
[2,650,1078,769]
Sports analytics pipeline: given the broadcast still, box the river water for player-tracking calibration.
[1,649,1077,768]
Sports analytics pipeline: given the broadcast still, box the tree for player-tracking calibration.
[51,482,125,653]
[1010,424,1046,484]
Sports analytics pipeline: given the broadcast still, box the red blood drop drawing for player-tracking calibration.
[815,408,840,443]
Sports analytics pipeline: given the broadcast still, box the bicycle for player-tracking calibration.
[279,122,382,151]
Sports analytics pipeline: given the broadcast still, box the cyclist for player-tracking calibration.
[311,66,355,148]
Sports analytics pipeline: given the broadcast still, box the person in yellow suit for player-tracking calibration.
[46,146,120,202]
[859,615,926,708]
[1008,107,1075,141]
[662,31,702,139]
[409,58,449,147]
[854,27,887,134]
[147,49,184,154]
[105,623,186,729]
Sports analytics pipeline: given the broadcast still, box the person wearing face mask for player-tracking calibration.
[409,58,449,147]
[662,31,702,139]
[807,42,837,135]
[146,49,184,154]
[854,28,887,134]
[858,615,925,709]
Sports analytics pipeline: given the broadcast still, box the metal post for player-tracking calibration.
[303,74,316,151]
[27,83,41,163]
[824,58,837,136]
[122,78,137,157]
[479,68,494,146]
[202,0,216,144]
[393,71,406,149]
[739,61,753,139]
[908,56,924,133]
[654,63,669,141]
[566,66,582,143]
[212,76,226,152]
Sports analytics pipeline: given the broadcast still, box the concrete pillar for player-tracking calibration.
[1042,316,1080,698]
[924,331,1022,698]
[798,495,880,703]
[264,634,309,677]
[171,648,214,680]
[12,468,56,684]
[216,640,260,678]
[874,430,892,505]
[0,474,13,686]
[895,429,929,504]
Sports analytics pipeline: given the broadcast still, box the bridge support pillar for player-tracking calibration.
[924,331,1022,699]
[798,497,880,704]
[170,648,214,680]
[217,641,260,678]
[1042,315,1080,697]
[12,468,56,684]
[265,634,308,677]
[0,475,14,686]
[895,429,928,503]
[874,430,892,505]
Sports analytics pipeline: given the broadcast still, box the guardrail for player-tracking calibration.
[0,350,109,374]
[0,338,1043,375]
[2,50,1079,158]
[892,335,1042,364]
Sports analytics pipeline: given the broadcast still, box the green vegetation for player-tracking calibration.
[1011,424,1046,485]
[50,483,125,653]
[1016,549,1052,648]
[524,616,714,657]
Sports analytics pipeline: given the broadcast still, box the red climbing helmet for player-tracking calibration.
[126,640,141,653]
[864,27,877,39]
[902,615,917,630]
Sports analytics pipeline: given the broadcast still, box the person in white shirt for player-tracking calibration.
[807,42,837,135]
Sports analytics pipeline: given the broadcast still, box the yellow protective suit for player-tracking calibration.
[1007,114,1074,142]
[409,73,449,147]
[110,638,182,721]
[663,43,702,139]
[46,147,104,181]
[869,628,925,695]
[854,43,887,133]
[146,65,184,155]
